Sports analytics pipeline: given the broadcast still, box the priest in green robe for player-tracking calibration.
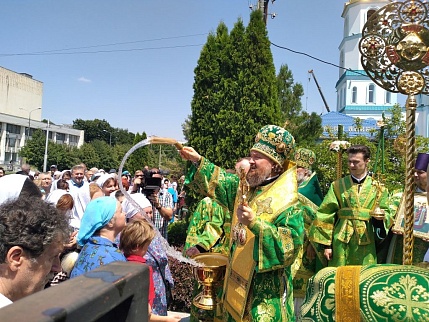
[309,144,395,267]
[183,158,251,322]
[180,125,304,322]
[183,196,231,257]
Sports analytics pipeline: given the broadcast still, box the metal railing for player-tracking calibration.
[0,261,149,322]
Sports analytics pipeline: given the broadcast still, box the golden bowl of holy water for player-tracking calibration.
[192,253,228,310]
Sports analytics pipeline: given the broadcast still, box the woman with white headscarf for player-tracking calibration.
[45,189,78,285]
[122,194,174,316]
[96,174,117,196]
[0,174,41,204]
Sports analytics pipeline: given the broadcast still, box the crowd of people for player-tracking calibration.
[0,162,184,321]
[0,124,428,321]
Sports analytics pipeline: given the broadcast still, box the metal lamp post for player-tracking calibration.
[43,120,50,172]
[103,130,112,146]
[359,0,429,265]
[20,107,41,137]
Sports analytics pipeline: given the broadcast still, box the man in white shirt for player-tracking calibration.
[68,164,90,230]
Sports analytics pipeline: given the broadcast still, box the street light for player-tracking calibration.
[43,120,50,172]
[20,107,41,137]
[103,130,112,146]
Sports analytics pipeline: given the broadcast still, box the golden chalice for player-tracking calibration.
[192,253,228,311]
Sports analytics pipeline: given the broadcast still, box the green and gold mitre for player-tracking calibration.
[251,125,295,166]
[294,148,316,170]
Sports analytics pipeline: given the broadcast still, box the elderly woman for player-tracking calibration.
[122,194,174,316]
[70,197,126,278]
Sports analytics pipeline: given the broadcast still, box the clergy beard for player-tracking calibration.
[247,163,272,187]
[297,172,308,185]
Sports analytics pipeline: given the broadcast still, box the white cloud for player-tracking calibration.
[77,77,91,83]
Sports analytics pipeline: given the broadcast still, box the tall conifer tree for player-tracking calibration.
[189,23,230,165]
[189,10,280,169]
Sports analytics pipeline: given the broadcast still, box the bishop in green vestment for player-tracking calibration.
[309,144,395,267]
[180,125,304,322]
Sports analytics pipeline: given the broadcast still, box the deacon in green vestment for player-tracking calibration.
[183,196,231,257]
[183,196,231,322]
[180,125,304,322]
[309,144,395,267]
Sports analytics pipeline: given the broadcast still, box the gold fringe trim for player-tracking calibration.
[335,265,361,322]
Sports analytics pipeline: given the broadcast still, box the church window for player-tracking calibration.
[368,84,375,103]
[352,86,357,103]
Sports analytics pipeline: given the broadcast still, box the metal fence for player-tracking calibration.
[0,261,149,322]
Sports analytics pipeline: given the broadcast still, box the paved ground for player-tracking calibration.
[168,311,190,321]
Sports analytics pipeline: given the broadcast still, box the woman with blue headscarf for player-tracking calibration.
[70,197,126,278]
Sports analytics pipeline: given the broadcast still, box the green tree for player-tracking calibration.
[290,111,323,146]
[277,64,322,146]
[73,119,111,143]
[74,143,101,169]
[19,130,45,168]
[89,140,114,170]
[189,22,231,166]
[181,115,191,142]
[189,10,280,169]
[112,143,133,173]
[126,132,150,174]
[277,64,303,119]
[384,103,405,138]
[72,119,135,146]
[48,143,78,170]
[19,130,78,170]
[114,128,135,145]
[354,117,363,133]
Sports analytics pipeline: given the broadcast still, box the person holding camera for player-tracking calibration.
[143,168,174,240]
[130,170,145,194]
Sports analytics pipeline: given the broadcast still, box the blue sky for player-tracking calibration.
[0,1,344,141]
